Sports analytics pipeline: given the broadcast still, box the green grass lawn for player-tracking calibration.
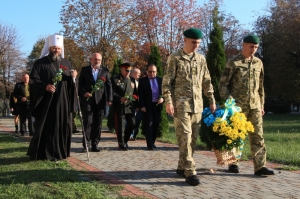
[96,113,300,168]
[0,134,126,199]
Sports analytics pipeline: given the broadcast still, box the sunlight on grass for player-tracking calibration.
[0,134,126,199]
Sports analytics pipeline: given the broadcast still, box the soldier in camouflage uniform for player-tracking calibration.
[218,34,275,176]
[162,28,216,186]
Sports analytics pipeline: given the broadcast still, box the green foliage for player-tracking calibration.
[107,58,122,132]
[158,106,169,137]
[26,38,45,73]
[206,6,226,104]
[148,44,163,76]
[254,0,300,101]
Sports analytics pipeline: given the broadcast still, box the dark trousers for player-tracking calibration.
[132,110,143,138]
[19,108,34,136]
[82,99,105,148]
[114,112,135,148]
[143,103,161,148]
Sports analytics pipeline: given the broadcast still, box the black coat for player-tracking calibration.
[111,74,138,114]
[9,93,19,115]
[138,76,163,111]
[78,65,113,105]
[27,56,75,161]
[13,82,29,112]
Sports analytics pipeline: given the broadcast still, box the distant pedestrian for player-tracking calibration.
[13,73,34,136]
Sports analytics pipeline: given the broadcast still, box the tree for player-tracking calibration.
[60,0,150,69]
[206,6,226,103]
[0,21,24,98]
[195,0,248,58]
[64,38,86,72]
[26,38,45,73]
[147,44,169,137]
[200,6,226,149]
[253,0,300,101]
[133,0,199,54]
[107,58,122,133]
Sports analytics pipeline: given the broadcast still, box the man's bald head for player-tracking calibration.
[130,68,141,80]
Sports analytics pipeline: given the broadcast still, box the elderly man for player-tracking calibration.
[129,68,142,140]
[162,28,216,186]
[111,63,138,151]
[219,35,275,176]
[13,73,34,136]
[78,52,113,152]
[27,34,77,161]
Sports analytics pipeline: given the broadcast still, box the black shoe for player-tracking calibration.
[73,129,80,134]
[186,175,200,186]
[153,144,157,148]
[254,167,275,176]
[228,164,240,173]
[147,147,155,150]
[120,146,128,151]
[91,147,100,152]
[176,169,184,175]
[176,169,186,178]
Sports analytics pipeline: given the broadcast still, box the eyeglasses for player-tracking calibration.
[148,71,157,73]
[125,70,132,72]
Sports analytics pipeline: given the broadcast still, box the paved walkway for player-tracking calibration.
[1,117,299,199]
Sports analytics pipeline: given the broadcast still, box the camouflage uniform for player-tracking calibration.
[162,49,215,177]
[219,53,266,172]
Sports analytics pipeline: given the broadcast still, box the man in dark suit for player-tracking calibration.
[13,73,34,136]
[129,68,142,140]
[111,63,138,150]
[139,64,164,150]
[78,52,113,152]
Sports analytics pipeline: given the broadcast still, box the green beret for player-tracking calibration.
[243,35,260,44]
[183,28,203,39]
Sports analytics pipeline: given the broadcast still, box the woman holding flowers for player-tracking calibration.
[218,35,275,176]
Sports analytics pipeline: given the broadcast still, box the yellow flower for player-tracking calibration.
[227,139,232,144]
[212,125,219,132]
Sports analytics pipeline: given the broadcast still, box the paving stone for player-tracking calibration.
[0,118,299,199]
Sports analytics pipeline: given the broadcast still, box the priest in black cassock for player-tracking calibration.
[27,34,77,161]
